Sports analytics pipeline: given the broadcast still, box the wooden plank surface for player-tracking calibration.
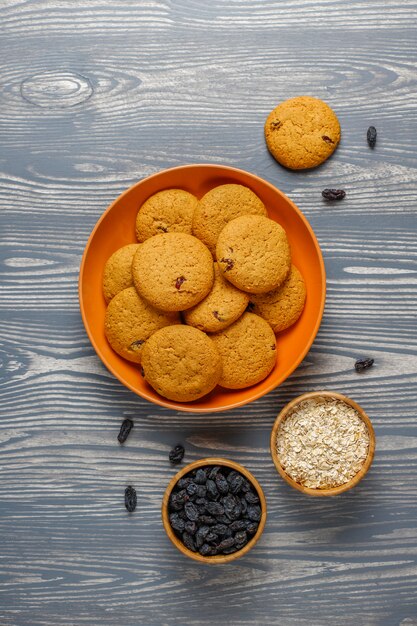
[1,1,417,624]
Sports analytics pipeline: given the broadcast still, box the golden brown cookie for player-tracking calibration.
[210,313,276,389]
[132,233,214,312]
[183,262,249,332]
[192,184,267,256]
[249,265,306,332]
[216,215,291,294]
[135,189,198,242]
[104,287,180,363]
[265,96,341,170]
[141,325,222,402]
[102,244,140,303]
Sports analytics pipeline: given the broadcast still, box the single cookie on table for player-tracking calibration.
[216,214,291,294]
[249,265,306,332]
[265,96,341,170]
[141,325,222,402]
[135,189,198,242]
[132,233,214,312]
[183,263,249,332]
[104,287,180,363]
[102,244,140,303]
[192,184,267,256]
[210,312,276,389]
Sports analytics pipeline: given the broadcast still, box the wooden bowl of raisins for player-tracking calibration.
[162,458,267,563]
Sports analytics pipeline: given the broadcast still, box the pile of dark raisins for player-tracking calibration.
[169,465,261,557]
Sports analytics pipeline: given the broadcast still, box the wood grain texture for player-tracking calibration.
[1,1,417,625]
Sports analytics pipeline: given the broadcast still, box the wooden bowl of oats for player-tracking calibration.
[270,391,375,496]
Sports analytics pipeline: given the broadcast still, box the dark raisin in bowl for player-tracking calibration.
[162,458,266,563]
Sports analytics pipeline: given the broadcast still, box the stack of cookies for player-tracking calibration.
[103,184,306,403]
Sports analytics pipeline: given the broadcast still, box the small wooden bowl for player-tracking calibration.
[270,391,376,496]
[162,457,267,564]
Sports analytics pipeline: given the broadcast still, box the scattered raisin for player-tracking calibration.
[367,126,377,148]
[169,444,185,465]
[322,189,346,201]
[175,276,186,290]
[355,358,374,372]
[117,418,133,444]
[322,135,334,144]
[270,120,282,130]
[220,257,234,272]
[124,486,137,512]
[157,225,168,232]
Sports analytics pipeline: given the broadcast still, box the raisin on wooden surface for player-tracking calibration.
[355,358,374,372]
[169,444,185,465]
[117,418,133,444]
[322,189,346,201]
[367,126,377,148]
[124,486,137,513]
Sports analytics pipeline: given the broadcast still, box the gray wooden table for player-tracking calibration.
[1,1,417,625]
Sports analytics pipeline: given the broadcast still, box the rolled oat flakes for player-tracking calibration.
[276,396,370,489]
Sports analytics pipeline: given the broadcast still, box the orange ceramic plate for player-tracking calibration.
[79,164,326,413]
